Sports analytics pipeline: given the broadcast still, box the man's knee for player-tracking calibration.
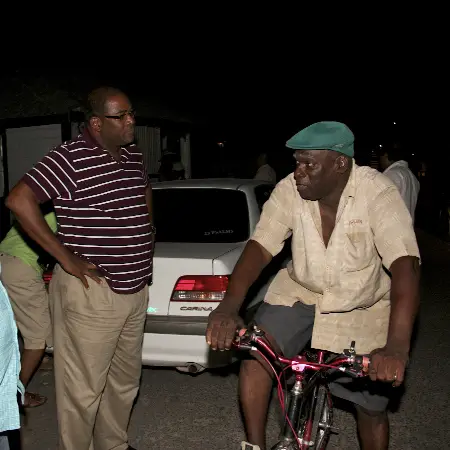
[241,355,269,372]
[240,355,275,380]
[355,404,388,420]
[239,325,283,379]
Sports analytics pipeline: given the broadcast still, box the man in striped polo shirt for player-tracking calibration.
[5,87,154,450]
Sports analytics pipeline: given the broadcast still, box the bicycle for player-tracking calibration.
[232,325,371,450]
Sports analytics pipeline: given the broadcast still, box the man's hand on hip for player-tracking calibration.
[60,252,103,289]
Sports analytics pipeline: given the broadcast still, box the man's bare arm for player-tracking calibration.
[370,255,420,386]
[206,239,273,349]
[5,182,99,287]
[219,240,273,313]
[386,255,420,351]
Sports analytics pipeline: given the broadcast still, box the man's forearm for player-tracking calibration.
[386,256,421,351]
[6,183,70,264]
[219,240,273,313]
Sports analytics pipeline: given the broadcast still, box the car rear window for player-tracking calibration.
[152,188,250,243]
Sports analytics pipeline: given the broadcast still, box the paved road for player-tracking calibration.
[13,231,450,449]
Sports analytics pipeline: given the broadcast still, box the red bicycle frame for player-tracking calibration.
[233,325,370,449]
[233,326,369,374]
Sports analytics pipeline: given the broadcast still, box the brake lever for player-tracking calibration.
[343,340,357,358]
[238,343,254,351]
[232,333,254,351]
[343,340,370,374]
[340,368,361,378]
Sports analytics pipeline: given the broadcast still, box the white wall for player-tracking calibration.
[6,124,62,190]
[134,126,161,175]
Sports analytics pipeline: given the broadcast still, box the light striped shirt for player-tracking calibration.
[22,129,153,294]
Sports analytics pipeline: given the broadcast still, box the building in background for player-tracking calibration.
[0,79,201,239]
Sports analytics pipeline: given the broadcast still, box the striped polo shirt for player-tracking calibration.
[22,129,153,294]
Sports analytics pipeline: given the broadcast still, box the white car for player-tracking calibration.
[44,178,289,373]
[144,178,289,373]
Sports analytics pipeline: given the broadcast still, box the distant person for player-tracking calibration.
[380,144,420,221]
[0,205,57,408]
[173,161,186,180]
[254,152,276,184]
[158,151,177,181]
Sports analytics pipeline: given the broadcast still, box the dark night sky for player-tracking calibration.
[0,64,446,191]
[0,66,438,161]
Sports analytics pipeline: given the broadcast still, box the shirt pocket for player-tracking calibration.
[342,231,376,271]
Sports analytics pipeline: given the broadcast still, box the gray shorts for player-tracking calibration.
[254,301,391,412]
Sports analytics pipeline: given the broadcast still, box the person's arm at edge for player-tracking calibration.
[368,182,421,386]
[6,182,73,265]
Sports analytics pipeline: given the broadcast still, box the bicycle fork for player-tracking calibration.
[272,379,304,450]
[272,378,323,450]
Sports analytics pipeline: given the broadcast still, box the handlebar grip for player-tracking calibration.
[237,328,248,337]
[343,368,360,378]
[361,355,370,372]
[354,355,371,372]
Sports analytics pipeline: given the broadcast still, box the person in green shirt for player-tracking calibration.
[0,208,57,408]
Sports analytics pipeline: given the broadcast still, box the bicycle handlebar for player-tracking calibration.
[232,325,370,378]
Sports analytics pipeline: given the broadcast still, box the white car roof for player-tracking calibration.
[152,178,273,190]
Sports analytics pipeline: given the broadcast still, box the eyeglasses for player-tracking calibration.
[103,109,136,121]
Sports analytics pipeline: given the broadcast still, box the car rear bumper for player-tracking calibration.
[142,315,235,368]
[144,315,208,335]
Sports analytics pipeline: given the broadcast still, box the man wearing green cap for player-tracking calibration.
[206,121,420,450]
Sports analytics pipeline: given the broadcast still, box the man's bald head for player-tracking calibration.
[83,87,136,147]
[84,86,127,122]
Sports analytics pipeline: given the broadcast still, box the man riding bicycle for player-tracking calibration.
[206,121,421,450]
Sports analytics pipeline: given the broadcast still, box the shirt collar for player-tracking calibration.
[82,128,102,151]
[81,128,128,161]
[341,159,357,198]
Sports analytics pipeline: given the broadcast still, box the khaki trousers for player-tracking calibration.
[50,264,148,450]
[0,253,51,349]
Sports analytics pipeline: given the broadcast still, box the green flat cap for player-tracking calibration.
[286,121,354,157]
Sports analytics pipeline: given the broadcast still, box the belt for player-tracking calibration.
[88,269,153,285]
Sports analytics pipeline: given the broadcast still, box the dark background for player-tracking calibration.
[0,66,446,236]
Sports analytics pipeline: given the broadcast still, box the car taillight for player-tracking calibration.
[43,272,53,285]
[171,275,229,302]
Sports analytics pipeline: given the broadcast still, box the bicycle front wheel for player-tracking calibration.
[297,383,333,450]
